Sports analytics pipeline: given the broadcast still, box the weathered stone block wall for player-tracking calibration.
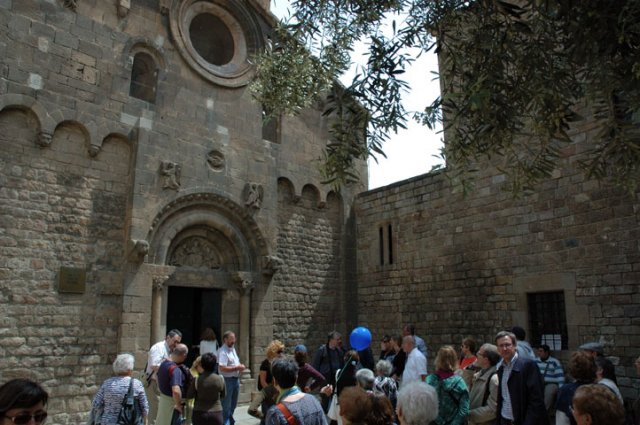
[355,130,640,400]
[0,109,131,423]
[272,179,346,354]
[0,2,367,422]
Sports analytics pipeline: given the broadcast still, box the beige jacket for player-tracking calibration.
[467,366,498,425]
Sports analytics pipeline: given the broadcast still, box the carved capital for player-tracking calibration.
[152,276,168,291]
[233,272,255,294]
[128,239,149,262]
[36,131,53,148]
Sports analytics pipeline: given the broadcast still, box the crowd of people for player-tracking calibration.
[1,325,639,425]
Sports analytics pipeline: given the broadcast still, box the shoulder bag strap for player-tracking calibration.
[123,377,135,406]
[276,403,298,425]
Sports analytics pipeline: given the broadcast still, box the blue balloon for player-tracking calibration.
[349,327,372,351]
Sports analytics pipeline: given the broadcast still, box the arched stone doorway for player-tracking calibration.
[124,192,275,378]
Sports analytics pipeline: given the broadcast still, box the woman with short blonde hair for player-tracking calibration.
[425,346,469,425]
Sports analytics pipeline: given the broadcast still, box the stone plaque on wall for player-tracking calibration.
[57,266,86,294]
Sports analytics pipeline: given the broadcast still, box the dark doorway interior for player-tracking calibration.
[166,286,222,367]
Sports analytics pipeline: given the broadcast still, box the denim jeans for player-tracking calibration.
[222,377,240,425]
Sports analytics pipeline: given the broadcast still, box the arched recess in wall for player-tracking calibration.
[301,184,323,209]
[0,94,58,145]
[326,191,343,212]
[122,39,167,104]
[130,52,158,103]
[147,192,269,273]
[277,177,296,204]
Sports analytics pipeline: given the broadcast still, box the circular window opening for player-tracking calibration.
[189,13,235,66]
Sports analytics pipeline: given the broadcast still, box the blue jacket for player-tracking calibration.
[496,355,548,425]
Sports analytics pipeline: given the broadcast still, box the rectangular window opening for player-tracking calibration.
[387,224,393,265]
[527,291,568,351]
[378,226,384,266]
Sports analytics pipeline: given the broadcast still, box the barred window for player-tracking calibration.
[528,291,568,350]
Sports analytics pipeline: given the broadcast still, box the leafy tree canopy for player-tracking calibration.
[251,0,640,193]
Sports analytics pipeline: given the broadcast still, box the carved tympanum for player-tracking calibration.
[168,236,221,269]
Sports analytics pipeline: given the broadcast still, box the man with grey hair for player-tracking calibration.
[401,335,427,386]
[145,329,182,423]
[468,343,501,425]
[396,381,439,425]
[156,343,189,425]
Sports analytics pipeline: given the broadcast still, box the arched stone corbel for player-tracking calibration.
[62,0,78,11]
[88,144,101,157]
[36,131,53,148]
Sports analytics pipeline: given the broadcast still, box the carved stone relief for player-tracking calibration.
[160,160,181,190]
[117,0,130,18]
[262,255,283,276]
[128,239,149,262]
[62,0,78,11]
[207,150,225,172]
[168,236,221,269]
[36,131,53,147]
[244,182,263,211]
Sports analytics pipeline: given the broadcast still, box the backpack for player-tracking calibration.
[169,363,194,397]
[481,371,497,406]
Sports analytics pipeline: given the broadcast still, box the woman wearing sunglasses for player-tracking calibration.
[0,378,49,425]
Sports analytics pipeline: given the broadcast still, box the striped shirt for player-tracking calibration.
[499,353,517,421]
[535,356,565,386]
[92,376,149,423]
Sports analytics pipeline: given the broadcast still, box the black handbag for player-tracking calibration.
[116,378,144,425]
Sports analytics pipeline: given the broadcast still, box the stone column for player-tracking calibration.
[151,276,167,344]
[236,275,254,379]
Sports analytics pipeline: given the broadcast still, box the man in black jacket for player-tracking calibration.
[495,331,548,425]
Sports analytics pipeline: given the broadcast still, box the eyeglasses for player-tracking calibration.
[5,412,48,424]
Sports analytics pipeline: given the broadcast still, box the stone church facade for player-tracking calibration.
[0,1,365,422]
[1,0,639,423]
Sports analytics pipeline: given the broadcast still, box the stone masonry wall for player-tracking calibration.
[272,180,346,353]
[0,110,132,423]
[355,127,640,401]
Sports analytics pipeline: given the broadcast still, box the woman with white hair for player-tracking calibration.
[355,368,375,392]
[396,381,439,425]
[373,360,398,408]
[90,353,149,424]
